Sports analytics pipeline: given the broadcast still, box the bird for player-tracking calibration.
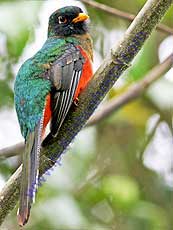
[14,6,93,226]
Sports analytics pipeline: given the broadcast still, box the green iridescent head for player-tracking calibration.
[48,6,89,37]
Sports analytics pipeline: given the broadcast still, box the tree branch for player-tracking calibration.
[0,0,172,225]
[80,0,173,35]
[0,53,173,158]
[1,51,171,160]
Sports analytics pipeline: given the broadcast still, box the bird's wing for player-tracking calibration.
[44,44,85,140]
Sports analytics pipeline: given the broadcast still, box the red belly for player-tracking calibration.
[74,46,93,99]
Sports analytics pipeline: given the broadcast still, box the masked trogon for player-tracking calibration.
[14,6,93,226]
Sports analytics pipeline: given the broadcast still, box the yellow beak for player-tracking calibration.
[72,13,89,24]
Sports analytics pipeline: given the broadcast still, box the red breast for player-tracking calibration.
[74,46,93,99]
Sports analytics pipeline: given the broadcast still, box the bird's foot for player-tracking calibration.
[74,97,79,106]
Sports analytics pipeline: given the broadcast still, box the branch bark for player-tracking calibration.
[0,0,172,225]
[80,0,173,35]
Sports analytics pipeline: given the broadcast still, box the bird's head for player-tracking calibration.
[48,6,89,37]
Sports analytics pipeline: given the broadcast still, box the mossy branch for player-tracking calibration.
[0,0,172,225]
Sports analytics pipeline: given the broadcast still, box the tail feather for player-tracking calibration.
[17,120,42,226]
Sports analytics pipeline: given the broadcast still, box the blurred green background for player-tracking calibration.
[0,0,173,229]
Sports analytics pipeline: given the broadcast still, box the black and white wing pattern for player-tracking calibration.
[49,44,85,138]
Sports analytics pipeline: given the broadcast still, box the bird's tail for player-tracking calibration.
[17,120,43,226]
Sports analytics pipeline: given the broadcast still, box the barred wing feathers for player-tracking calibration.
[48,44,85,137]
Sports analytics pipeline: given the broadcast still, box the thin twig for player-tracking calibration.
[138,117,161,161]
[80,0,173,35]
[0,0,172,225]
[0,143,23,159]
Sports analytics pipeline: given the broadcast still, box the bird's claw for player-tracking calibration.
[74,97,79,106]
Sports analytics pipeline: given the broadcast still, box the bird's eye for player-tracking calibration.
[58,16,67,24]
